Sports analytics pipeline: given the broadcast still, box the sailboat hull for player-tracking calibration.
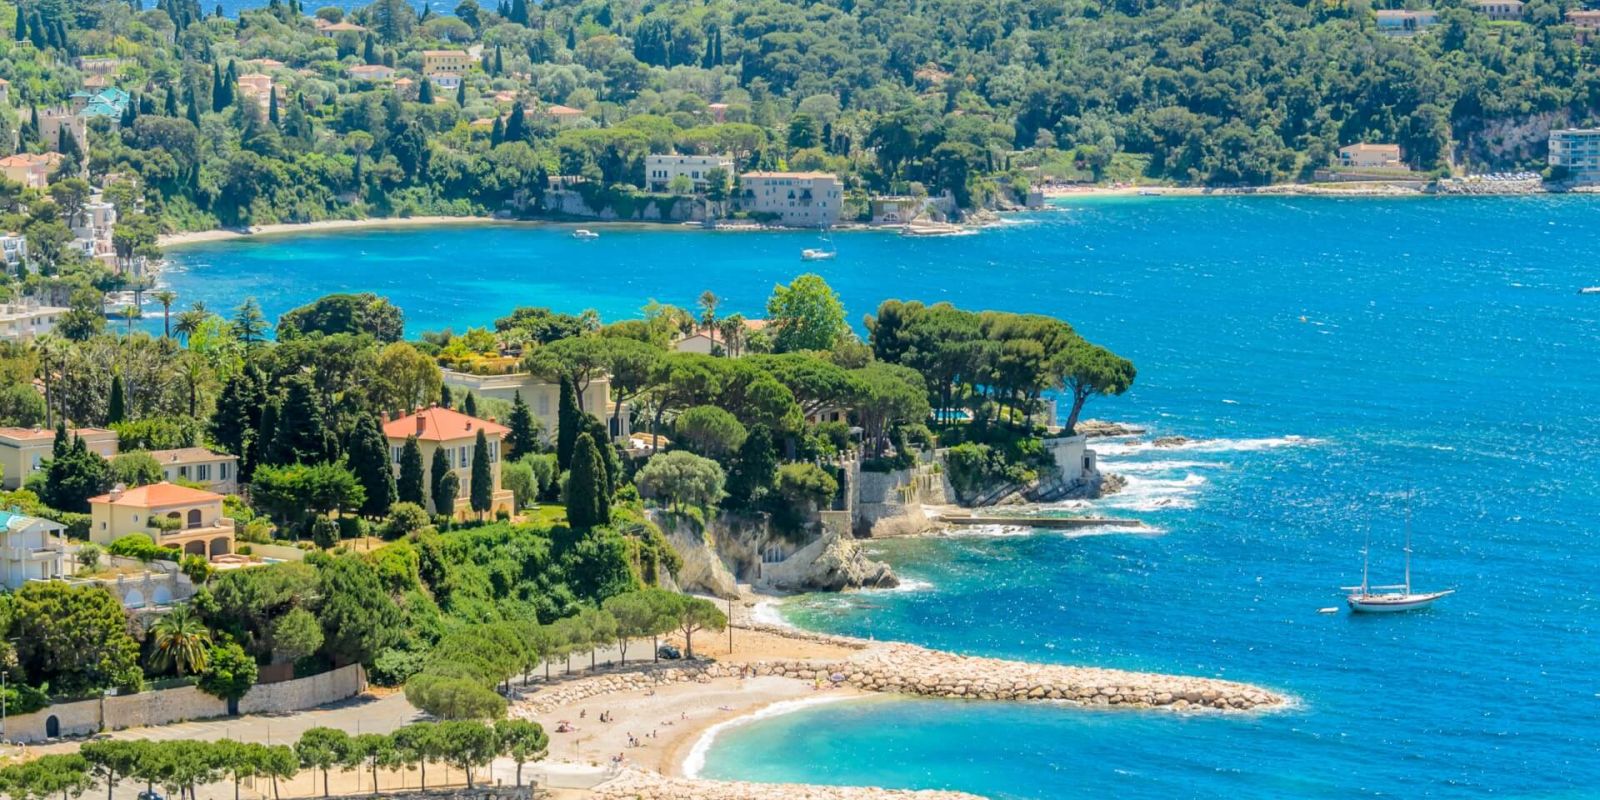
[1346,590,1453,613]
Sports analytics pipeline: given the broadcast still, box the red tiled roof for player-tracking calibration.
[89,482,222,507]
[383,406,509,442]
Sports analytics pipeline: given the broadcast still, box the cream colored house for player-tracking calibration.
[347,64,396,82]
[89,482,234,559]
[544,104,585,127]
[0,152,64,189]
[0,427,118,489]
[738,171,843,227]
[383,406,515,517]
[37,109,87,155]
[0,510,66,590]
[1337,143,1404,169]
[645,154,734,193]
[146,448,239,495]
[0,300,68,343]
[237,74,273,112]
[422,50,472,75]
[439,370,629,440]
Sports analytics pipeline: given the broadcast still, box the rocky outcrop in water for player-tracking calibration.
[1152,436,1190,448]
[761,528,898,592]
[1074,419,1146,437]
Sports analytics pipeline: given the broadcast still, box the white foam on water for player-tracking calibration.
[1095,472,1207,512]
[861,577,934,594]
[1092,435,1324,457]
[1105,459,1227,473]
[942,524,1040,538]
[682,694,861,778]
[749,597,794,630]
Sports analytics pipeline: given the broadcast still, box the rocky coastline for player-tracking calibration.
[594,769,986,800]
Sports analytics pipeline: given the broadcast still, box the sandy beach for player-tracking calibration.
[156,215,508,247]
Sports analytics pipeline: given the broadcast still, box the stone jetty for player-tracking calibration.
[594,769,985,800]
[513,629,1285,716]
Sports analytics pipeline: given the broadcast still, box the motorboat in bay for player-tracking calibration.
[572,229,600,240]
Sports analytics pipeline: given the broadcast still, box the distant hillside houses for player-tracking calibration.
[1376,9,1438,34]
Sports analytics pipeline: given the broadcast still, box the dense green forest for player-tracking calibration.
[0,0,1589,243]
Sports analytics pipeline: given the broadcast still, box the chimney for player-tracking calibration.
[109,482,126,502]
[416,413,427,436]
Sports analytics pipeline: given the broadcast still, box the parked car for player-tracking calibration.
[656,644,682,660]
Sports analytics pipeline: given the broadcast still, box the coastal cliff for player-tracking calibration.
[653,510,898,596]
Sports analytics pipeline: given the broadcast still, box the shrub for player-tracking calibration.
[381,503,431,539]
[370,647,428,686]
[310,517,340,549]
[106,533,180,562]
[814,420,852,453]
[337,516,367,541]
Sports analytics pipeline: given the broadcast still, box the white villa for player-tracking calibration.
[0,510,66,590]
[646,154,734,193]
[0,299,68,342]
[738,171,843,227]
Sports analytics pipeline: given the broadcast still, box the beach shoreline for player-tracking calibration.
[156,215,509,247]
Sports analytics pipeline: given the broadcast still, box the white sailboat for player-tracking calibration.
[1344,508,1453,613]
[801,228,837,260]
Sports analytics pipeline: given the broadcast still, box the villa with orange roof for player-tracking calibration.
[543,104,585,126]
[383,406,515,518]
[89,482,235,559]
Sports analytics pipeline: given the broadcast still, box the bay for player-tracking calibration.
[165,196,1600,798]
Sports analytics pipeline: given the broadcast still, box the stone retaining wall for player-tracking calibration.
[511,631,1284,717]
[593,768,983,800]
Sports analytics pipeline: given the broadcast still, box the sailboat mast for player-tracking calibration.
[1404,494,1413,595]
[1361,525,1370,595]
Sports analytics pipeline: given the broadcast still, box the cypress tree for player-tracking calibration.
[511,0,528,25]
[211,62,224,112]
[455,79,466,106]
[504,102,526,142]
[363,35,377,65]
[268,87,280,124]
[469,429,492,517]
[106,375,125,425]
[268,374,328,465]
[506,390,536,460]
[348,415,397,518]
[251,399,278,478]
[566,26,576,51]
[435,471,459,517]
[418,78,435,104]
[186,84,202,125]
[491,116,504,146]
[429,446,453,515]
[584,413,618,496]
[493,44,503,76]
[556,374,579,470]
[462,391,477,418]
[566,432,609,529]
[440,384,453,408]
[398,435,426,506]
[13,7,23,42]
[164,85,179,116]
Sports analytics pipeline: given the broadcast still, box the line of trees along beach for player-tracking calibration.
[0,718,549,800]
[0,271,1132,749]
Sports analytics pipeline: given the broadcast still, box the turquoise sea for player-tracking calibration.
[164,197,1600,798]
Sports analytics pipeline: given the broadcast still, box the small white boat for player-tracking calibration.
[1138,189,1162,196]
[1344,505,1452,614]
[1579,286,1600,294]
[572,229,600,240]
[801,248,836,261]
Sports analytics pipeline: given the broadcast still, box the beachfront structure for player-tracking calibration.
[88,482,235,559]
[0,299,68,343]
[0,510,66,590]
[347,64,396,82]
[147,448,240,495]
[422,50,472,75]
[438,370,629,440]
[1548,129,1600,184]
[871,196,925,224]
[0,153,62,189]
[1472,0,1524,20]
[645,154,734,193]
[738,171,843,227]
[0,427,118,489]
[1337,143,1404,169]
[1376,9,1438,33]
[383,406,515,517]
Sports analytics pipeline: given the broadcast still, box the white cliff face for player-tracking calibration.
[759,527,898,592]
[652,510,898,595]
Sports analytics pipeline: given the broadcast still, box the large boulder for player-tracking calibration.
[658,517,740,599]
[761,529,898,592]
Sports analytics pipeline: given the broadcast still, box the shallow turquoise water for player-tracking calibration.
[168,197,1600,798]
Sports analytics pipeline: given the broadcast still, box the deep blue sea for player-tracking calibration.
[164,197,1600,799]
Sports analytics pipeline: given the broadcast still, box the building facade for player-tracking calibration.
[1472,0,1524,20]
[0,427,117,489]
[1548,129,1600,183]
[0,152,64,189]
[439,370,628,440]
[1376,9,1438,33]
[422,50,472,74]
[0,510,66,590]
[1337,143,1404,169]
[147,448,240,495]
[88,482,234,559]
[0,299,67,342]
[645,154,734,193]
[383,406,516,517]
[738,171,843,227]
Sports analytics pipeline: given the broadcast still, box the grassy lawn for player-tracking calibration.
[525,504,568,527]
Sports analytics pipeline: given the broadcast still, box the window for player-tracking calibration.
[178,466,188,478]
[196,464,210,481]
[220,462,230,480]
[459,446,468,466]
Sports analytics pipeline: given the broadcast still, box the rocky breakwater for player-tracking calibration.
[594,768,985,800]
[511,631,1285,716]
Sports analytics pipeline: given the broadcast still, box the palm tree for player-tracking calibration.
[697,290,719,330]
[148,605,213,676]
[177,351,209,417]
[174,303,207,344]
[153,289,178,338]
[122,304,139,337]
[31,335,65,428]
